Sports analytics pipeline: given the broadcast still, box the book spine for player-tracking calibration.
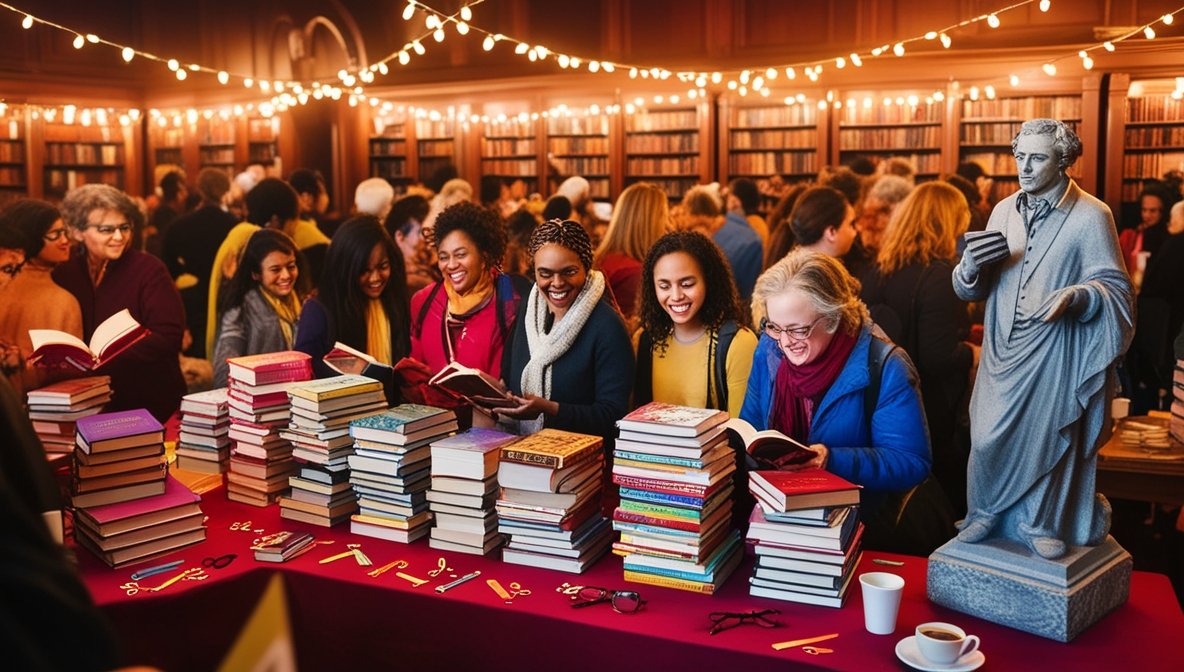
[619,487,705,509]
[613,450,706,469]
[619,499,704,521]
[612,474,709,497]
[500,449,561,469]
[613,508,700,532]
[623,569,716,595]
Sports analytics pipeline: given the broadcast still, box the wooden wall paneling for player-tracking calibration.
[716,96,732,187]
[124,119,144,198]
[26,110,44,200]
[235,115,250,176]
[339,100,372,211]
[698,97,716,186]
[943,82,963,176]
[816,101,831,176]
[405,115,420,184]
[609,96,626,201]
[1078,73,1103,195]
[1102,72,1131,217]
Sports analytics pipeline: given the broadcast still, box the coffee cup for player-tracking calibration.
[915,622,980,666]
[859,572,904,635]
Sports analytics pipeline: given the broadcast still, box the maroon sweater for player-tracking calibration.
[53,249,186,422]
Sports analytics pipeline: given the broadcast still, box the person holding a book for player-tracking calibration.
[53,184,186,423]
[739,249,931,537]
[593,182,671,320]
[0,199,83,394]
[491,219,634,442]
[212,229,307,387]
[295,216,410,389]
[633,230,757,418]
[407,201,529,426]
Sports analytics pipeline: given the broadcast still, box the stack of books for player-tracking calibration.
[72,408,168,510]
[26,376,111,455]
[74,474,206,568]
[611,402,742,594]
[745,468,864,608]
[427,428,519,555]
[277,375,387,527]
[175,388,231,474]
[348,404,459,543]
[224,351,312,507]
[1172,359,1183,445]
[497,428,612,573]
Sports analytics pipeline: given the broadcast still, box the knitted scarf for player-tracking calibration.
[444,267,495,317]
[518,270,606,434]
[257,286,302,349]
[365,299,393,365]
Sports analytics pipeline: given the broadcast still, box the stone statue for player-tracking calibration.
[951,118,1135,560]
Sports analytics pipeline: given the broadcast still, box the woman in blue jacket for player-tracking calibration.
[740,248,931,528]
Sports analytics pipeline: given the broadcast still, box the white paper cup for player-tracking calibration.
[859,572,905,635]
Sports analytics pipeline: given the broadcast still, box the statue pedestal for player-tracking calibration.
[927,536,1131,642]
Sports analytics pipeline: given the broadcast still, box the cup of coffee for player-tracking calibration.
[915,622,980,665]
[859,572,905,635]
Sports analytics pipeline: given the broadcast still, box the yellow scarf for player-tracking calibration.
[258,287,302,349]
[205,223,260,356]
[365,299,392,365]
[444,268,495,317]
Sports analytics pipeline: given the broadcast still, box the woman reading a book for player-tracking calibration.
[53,185,187,422]
[0,199,83,395]
[294,216,410,397]
[407,201,528,427]
[739,249,931,541]
[857,181,974,514]
[212,229,307,387]
[633,230,757,418]
[486,219,633,442]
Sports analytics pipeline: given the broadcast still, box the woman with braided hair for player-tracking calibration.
[484,219,634,442]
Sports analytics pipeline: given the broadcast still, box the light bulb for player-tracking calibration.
[851,53,862,66]
[21,14,33,29]
[72,34,84,49]
[1040,0,1051,12]
[402,1,416,21]
[482,35,495,51]
[893,42,905,56]
[1164,14,1175,25]
[461,5,473,21]
[175,69,188,81]
[940,33,952,48]
[1144,26,1156,39]
[168,59,179,71]
[433,28,445,42]
[217,70,229,84]
[1103,41,1115,51]
[121,47,134,62]
[1042,63,1057,76]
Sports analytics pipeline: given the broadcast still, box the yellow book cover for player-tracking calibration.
[501,428,603,469]
[623,569,718,595]
[287,374,383,402]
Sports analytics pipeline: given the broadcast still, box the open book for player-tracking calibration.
[323,342,395,401]
[724,417,817,469]
[29,309,148,371]
[428,361,514,406]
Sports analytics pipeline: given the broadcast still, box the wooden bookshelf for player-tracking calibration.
[41,121,128,200]
[835,94,944,179]
[546,113,611,200]
[482,117,540,196]
[624,103,713,200]
[0,105,28,206]
[369,108,411,188]
[147,121,185,183]
[1121,83,1184,204]
[416,117,456,183]
[247,115,280,169]
[719,99,825,194]
[197,116,236,176]
[959,94,1083,203]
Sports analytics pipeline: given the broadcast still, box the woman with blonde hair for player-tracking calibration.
[859,180,973,514]
[740,249,931,544]
[593,182,670,317]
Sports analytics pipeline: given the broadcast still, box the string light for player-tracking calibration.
[121,47,134,62]
[20,12,31,28]
[71,33,83,49]
[987,14,1000,28]
[1040,0,1051,11]
[1144,26,1156,39]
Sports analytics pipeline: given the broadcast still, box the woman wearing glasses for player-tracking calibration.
[0,199,84,394]
[53,184,187,422]
[739,249,930,535]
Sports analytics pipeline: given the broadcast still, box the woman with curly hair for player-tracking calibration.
[633,231,757,417]
[483,219,633,441]
[593,182,670,318]
[408,201,530,425]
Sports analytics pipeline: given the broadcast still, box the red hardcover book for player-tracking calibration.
[29,310,147,371]
[748,468,860,512]
[74,475,200,535]
[226,351,312,386]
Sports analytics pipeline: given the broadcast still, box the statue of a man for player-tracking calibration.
[952,119,1134,560]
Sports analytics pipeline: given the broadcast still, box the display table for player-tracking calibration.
[77,489,1184,672]
[1097,416,1184,506]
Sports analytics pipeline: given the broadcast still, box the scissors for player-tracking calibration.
[202,553,237,570]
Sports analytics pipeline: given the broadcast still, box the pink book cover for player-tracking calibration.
[76,409,163,444]
[430,428,518,454]
[26,375,111,399]
[80,475,199,524]
[227,351,312,375]
[619,402,728,430]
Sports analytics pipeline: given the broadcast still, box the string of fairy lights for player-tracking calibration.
[0,0,1181,126]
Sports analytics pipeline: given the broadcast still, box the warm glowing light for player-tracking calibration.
[987,14,1000,28]
[402,2,416,21]
[121,47,134,62]
[217,70,229,84]
[893,42,905,56]
[1103,41,1115,51]
[940,33,952,48]
[21,14,33,29]
[72,34,84,49]
[461,5,473,21]
[175,68,188,81]
[1042,62,1057,76]
[851,53,863,66]
[168,59,179,71]
[1144,26,1156,39]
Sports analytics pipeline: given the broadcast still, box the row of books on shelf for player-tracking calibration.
[1124,126,1184,148]
[961,151,1017,176]
[0,167,25,185]
[961,122,1030,145]
[557,176,610,198]
[730,129,816,150]
[962,96,1081,120]
[482,159,536,176]
[155,149,182,165]
[627,157,698,175]
[370,139,407,155]
[550,136,609,154]
[1171,361,1183,445]
[730,153,817,176]
[626,134,699,153]
[247,145,277,162]
[418,142,453,157]
[626,110,698,132]
[0,140,24,162]
[549,117,609,135]
[42,125,119,143]
[840,105,940,125]
[1123,152,1184,180]
[1127,97,1184,123]
[484,120,533,137]
[372,160,408,179]
[550,157,609,175]
[45,143,121,165]
[839,126,942,149]
[197,123,236,144]
[45,169,124,194]
[734,106,817,127]
[415,120,454,138]
[199,148,235,165]
[483,138,537,155]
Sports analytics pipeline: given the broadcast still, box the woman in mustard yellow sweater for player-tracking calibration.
[633,230,757,417]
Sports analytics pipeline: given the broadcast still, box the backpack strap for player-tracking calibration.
[413,281,445,340]
[863,334,897,434]
[711,320,740,412]
[496,273,533,339]
[632,329,655,409]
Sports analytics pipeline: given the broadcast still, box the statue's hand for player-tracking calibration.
[955,252,980,284]
[1042,286,1088,322]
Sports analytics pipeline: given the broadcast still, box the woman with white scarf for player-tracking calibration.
[491,219,634,440]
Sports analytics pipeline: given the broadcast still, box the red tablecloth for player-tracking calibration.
[77,488,1184,671]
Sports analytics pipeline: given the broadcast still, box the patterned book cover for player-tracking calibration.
[180,387,229,414]
[500,428,604,469]
[430,427,519,455]
[287,375,383,402]
[617,402,729,437]
[350,404,455,435]
[26,375,111,401]
[227,351,312,384]
[76,408,163,444]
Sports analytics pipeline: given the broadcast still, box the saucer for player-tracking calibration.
[895,635,985,672]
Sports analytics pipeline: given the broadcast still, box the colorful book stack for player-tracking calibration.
[278,375,388,527]
[611,402,742,594]
[745,468,863,608]
[348,404,459,543]
[74,475,206,568]
[427,428,519,555]
[1172,359,1183,445]
[26,375,111,455]
[175,388,231,474]
[497,428,612,574]
[224,351,312,507]
[72,408,168,510]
